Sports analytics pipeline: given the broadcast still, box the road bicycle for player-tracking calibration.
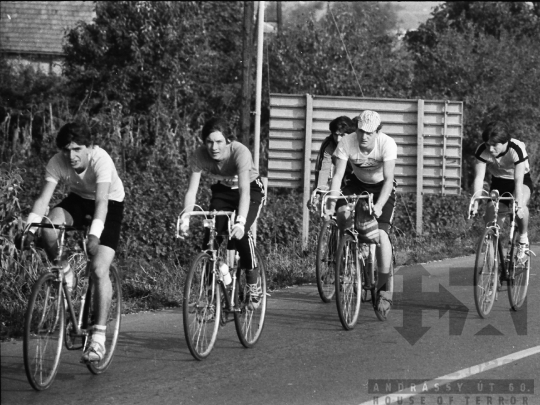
[468,189,534,318]
[21,221,122,391]
[323,193,395,330]
[177,210,267,360]
[310,188,339,303]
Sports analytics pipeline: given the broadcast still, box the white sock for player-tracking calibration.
[63,264,73,291]
[92,325,106,345]
[518,233,529,244]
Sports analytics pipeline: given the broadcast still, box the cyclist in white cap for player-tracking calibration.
[326,110,398,317]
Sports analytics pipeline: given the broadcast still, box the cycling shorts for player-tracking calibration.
[336,175,397,233]
[490,173,533,208]
[54,193,124,251]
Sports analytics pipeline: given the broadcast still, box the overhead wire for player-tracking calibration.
[328,4,364,97]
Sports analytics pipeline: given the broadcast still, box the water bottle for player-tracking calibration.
[219,263,232,286]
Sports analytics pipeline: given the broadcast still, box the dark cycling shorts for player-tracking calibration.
[55,193,124,251]
[490,173,534,209]
[336,175,397,233]
[204,177,265,270]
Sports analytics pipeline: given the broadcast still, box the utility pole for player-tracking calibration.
[239,1,255,147]
[277,1,282,33]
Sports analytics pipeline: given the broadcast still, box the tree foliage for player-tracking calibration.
[266,2,411,98]
[403,2,540,187]
[64,1,245,131]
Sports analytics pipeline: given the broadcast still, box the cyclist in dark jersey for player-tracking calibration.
[471,121,534,262]
[180,117,265,309]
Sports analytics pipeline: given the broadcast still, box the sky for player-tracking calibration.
[389,1,443,31]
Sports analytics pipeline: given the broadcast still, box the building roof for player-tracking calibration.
[0,1,95,56]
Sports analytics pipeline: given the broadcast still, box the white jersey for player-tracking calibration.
[45,146,125,201]
[474,138,530,180]
[333,132,397,184]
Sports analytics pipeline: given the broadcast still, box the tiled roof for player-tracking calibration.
[0,1,95,56]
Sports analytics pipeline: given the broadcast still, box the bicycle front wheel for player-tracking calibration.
[183,252,221,360]
[23,271,65,391]
[335,234,361,330]
[316,220,338,303]
[87,264,122,374]
[234,247,267,348]
[507,242,530,311]
[473,229,498,318]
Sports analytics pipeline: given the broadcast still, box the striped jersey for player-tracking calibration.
[474,139,530,180]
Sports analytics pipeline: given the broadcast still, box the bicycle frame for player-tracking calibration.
[322,193,377,288]
[468,190,517,280]
[177,210,244,314]
[25,222,93,341]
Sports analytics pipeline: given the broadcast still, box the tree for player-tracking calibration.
[404,2,540,188]
[63,1,245,132]
[265,1,411,99]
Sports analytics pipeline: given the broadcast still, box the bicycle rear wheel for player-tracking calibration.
[473,229,498,318]
[183,252,221,360]
[507,241,530,311]
[23,271,65,391]
[87,265,122,374]
[335,234,361,330]
[316,220,338,303]
[234,248,267,348]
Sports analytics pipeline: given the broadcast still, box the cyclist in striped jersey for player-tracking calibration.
[471,121,534,263]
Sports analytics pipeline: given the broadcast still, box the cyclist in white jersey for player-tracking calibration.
[18,121,125,363]
[326,110,398,316]
[471,121,534,262]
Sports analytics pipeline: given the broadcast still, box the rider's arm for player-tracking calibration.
[326,158,347,213]
[90,182,111,238]
[373,159,396,217]
[472,160,487,195]
[316,151,333,190]
[183,171,202,216]
[27,181,57,230]
[236,169,251,221]
[472,160,487,213]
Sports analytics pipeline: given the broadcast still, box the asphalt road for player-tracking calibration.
[2,245,539,405]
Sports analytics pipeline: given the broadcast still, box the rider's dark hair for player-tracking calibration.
[201,117,237,143]
[329,116,355,135]
[482,121,510,144]
[56,122,92,148]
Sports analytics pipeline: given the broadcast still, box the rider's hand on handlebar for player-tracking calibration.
[324,201,336,220]
[179,217,190,238]
[470,201,479,218]
[14,231,34,251]
[86,235,100,257]
[230,222,245,240]
[372,204,383,219]
[308,194,320,212]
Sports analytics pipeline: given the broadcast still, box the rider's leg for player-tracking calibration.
[41,206,75,293]
[88,246,114,327]
[516,185,531,242]
[376,228,391,292]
